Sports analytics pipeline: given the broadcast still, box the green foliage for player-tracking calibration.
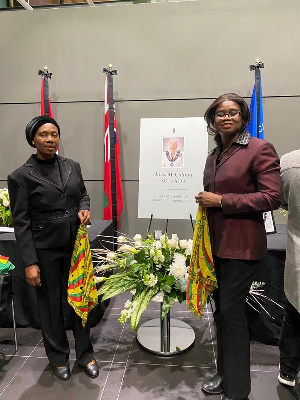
[130,286,159,331]
[98,273,137,301]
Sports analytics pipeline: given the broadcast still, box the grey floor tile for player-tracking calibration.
[0,327,42,357]
[116,362,222,400]
[249,369,300,400]
[0,355,32,396]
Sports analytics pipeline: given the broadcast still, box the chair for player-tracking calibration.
[0,272,18,352]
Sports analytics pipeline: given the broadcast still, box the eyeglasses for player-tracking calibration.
[214,110,241,119]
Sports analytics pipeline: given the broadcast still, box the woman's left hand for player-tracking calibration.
[195,191,222,208]
[78,209,91,225]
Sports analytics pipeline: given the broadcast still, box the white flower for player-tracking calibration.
[169,263,188,280]
[169,253,188,279]
[185,240,193,256]
[118,244,137,254]
[160,235,167,247]
[143,273,158,287]
[0,193,8,206]
[94,276,107,283]
[124,300,131,309]
[153,249,164,264]
[117,235,127,243]
[173,253,186,264]
[154,241,162,250]
[150,248,155,257]
[106,252,116,261]
[133,234,142,241]
[179,239,189,249]
[134,240,143,248]
[168,234,179,249]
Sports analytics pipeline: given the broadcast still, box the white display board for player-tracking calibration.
[138,117,208,220]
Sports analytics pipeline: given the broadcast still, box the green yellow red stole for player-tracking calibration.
[68,224,98,327]
[186,207,217,318]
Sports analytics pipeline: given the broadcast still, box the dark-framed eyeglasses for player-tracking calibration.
[214,110,241,119]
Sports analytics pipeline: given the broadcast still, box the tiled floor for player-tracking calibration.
[0,293,299,400]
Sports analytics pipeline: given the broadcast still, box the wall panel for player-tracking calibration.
[0,0,299,234]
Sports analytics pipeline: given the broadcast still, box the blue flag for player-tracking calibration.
[248,77,264,139]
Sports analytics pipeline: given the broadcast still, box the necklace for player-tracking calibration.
[166,150,180,166]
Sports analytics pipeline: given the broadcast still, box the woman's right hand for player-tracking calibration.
[25,264,41,287]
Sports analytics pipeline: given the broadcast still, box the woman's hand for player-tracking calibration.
[195,191,222,208]
[25,264,41,287]
[78,209,91,225]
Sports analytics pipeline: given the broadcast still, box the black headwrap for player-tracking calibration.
[25,115,60,148]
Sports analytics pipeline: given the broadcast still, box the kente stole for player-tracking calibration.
[186,207,217,318]
[68,224,98,327]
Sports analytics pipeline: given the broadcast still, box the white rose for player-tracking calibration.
[179,239,189,249]
[168,238,178,249]
[133,234,142,241]
[160,235,167,247]
[2,198,9,207]
[117,235,127,243]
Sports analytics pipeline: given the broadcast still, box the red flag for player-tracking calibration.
[103,74,123,222]
[40,73,59,152]
[40,76,54,118]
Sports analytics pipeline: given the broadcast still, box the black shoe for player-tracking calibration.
[278,370,296,387]
[80,360,99,378]
[53,365,71,381]
[202,373,223,394]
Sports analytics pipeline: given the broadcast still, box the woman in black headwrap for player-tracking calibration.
[7,116,99,381]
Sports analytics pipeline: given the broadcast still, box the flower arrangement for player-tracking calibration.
[0,188,13,227]
[94,233,193,331]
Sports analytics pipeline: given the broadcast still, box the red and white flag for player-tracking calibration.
[103,74,123,222]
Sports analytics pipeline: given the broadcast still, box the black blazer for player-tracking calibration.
[7,155,90,268]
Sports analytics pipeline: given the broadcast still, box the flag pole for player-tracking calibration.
[103,65,118,250]
[38,66,53,117]
[249,59,264,138]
